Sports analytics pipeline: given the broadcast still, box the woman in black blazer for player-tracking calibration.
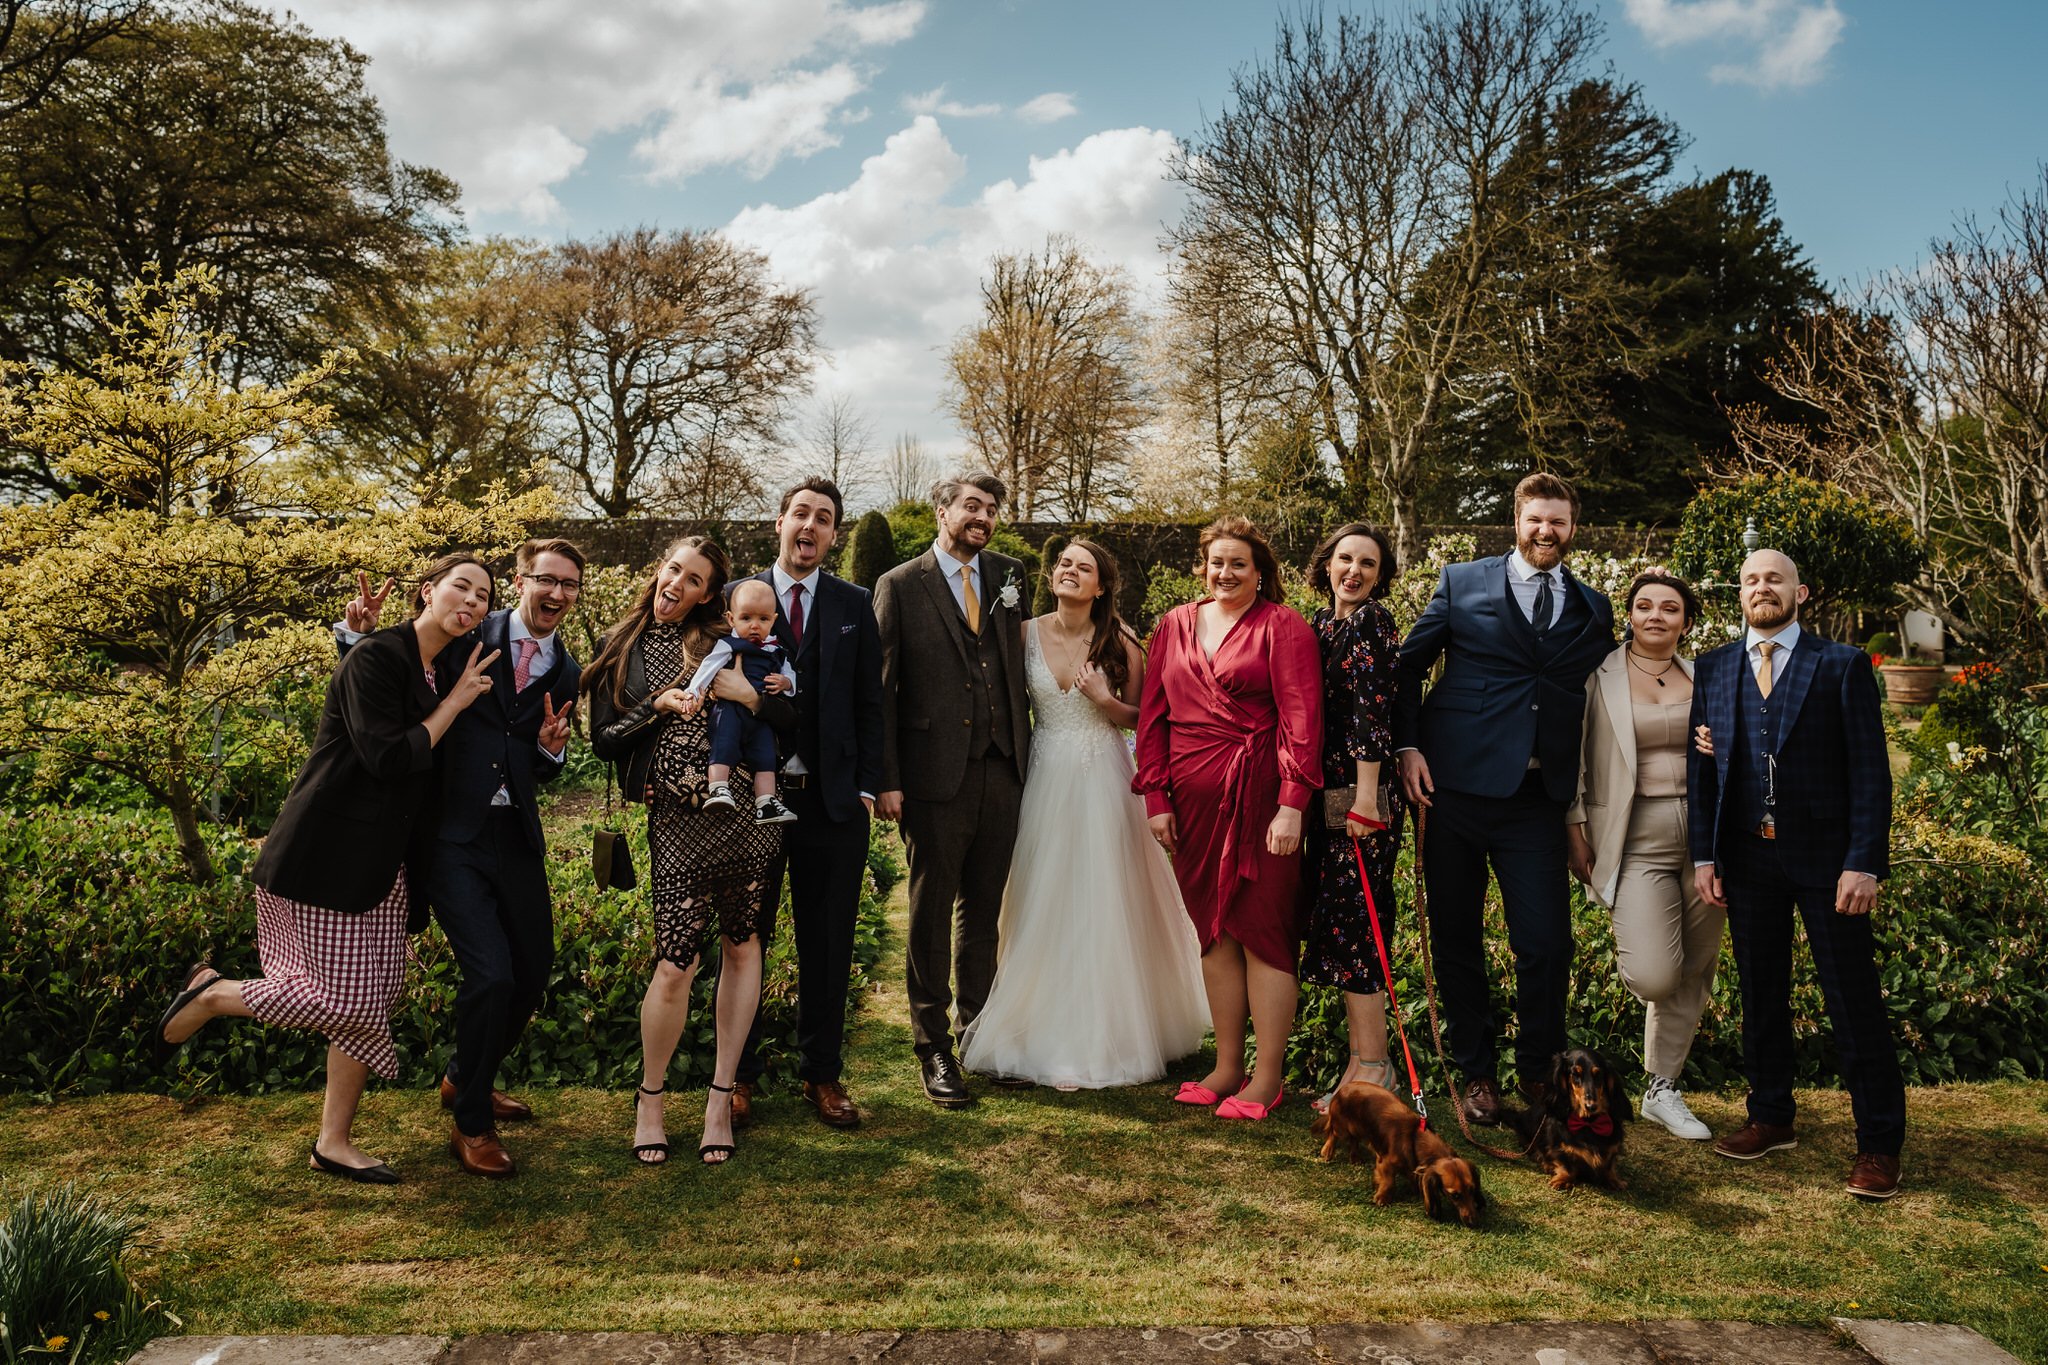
[585,535,797,1167]
[155,553,504,1184]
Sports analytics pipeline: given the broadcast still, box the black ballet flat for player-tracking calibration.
[310,1142,401,1185]
[153,962,220,1064]
[631,1083,671,1167]
[699,1081,737,1167]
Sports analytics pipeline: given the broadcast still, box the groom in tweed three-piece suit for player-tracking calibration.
[874,472,1033,1110]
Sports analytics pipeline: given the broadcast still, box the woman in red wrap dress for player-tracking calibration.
[1136,516,1323,1120]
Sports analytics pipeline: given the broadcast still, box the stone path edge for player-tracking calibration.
[123,1319,2026,1365]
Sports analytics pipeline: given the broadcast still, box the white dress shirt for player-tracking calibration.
[1744,620,1803,687]
[1507,548,1565,625]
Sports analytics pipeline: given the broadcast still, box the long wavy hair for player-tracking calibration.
[581,536,732,707]
[1051,538,1142,697]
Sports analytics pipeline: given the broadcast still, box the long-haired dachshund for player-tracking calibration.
[1313,1080,1486,1227]
[1511,1047,1630,1192]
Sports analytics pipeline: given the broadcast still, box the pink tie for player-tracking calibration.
[514,637,540,692]
[787,584,805,642]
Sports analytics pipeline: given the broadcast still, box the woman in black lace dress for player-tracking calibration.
[1300,524,1406,1110]
[585,536,795,1166]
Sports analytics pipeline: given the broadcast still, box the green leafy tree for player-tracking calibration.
[0,0,459,496]
[0,268,549,881]
[1670,474,1924,640]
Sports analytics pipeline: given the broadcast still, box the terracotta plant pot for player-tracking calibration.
[1878,663,1948,707]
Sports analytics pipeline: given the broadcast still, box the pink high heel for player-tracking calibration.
[1216,1087,1285,1121]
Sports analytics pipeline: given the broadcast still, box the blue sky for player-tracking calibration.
[280,0,2047,491]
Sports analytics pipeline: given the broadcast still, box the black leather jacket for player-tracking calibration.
[587,629,797,801]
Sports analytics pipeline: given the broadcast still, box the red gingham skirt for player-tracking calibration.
[241,868,409,1080]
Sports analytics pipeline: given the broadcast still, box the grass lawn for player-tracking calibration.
[4,874,2045,1361]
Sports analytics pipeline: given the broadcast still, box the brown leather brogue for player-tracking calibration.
[803,1080,860,1129]
[730,1080,754,1130]
[1459,1077,1503,1126]
[449,1124,516,1178]
[1714,1120,1798,1160]
[1846,1153,1901,1200]
[439,1076,533,1123]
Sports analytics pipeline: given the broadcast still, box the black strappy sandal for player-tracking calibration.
[154,962,221,1064]
[700,1081,737,1166]
[630,1083,670,1166]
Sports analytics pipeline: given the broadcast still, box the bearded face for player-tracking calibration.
[1515,498,1576,570]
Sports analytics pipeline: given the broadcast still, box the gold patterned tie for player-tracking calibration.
[1757,640,1777,698]
[961,565,981,634]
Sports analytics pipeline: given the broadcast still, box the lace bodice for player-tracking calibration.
[1026,623,1129,771]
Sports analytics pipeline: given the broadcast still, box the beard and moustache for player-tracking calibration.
[1517,525,1573,571]
[1743,591,1798,630]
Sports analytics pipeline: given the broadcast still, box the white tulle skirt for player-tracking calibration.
[961,729,1210,1088]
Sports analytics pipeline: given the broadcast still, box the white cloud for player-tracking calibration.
[902,87,1078,125]
[269,0,927,220]
[903,85,1005,118]
[1620,0,1845,89]
[1015,91,1078,124]
[723,118,1184,457]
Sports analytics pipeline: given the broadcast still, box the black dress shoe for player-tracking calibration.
[310,1142,401,1185]
[920,1050,973,1109]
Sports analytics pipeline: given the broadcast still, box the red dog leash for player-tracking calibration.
[1349,817,1430,1127]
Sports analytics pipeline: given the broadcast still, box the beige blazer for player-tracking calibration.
[1566,644,1695,909]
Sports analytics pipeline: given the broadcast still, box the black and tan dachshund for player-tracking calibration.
[1510,1047,1631,1192]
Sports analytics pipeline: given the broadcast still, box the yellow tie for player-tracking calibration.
[1757,640,1777,698]
[961,565,981,634]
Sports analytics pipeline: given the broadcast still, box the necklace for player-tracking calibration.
[1044,615,1094,690]
[1626,645,1679,687]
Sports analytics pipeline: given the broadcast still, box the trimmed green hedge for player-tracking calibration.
[1,803,897,1097]
[1287,813,2048,1095]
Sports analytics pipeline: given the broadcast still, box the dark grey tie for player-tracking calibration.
[1532,571,1555,633]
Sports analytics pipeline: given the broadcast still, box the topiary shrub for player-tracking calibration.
[1670,474,1925,636]
[845,509,899,590]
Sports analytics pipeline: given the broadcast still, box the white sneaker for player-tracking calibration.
[1641,1077,1711,1140]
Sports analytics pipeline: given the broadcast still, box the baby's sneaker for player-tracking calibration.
[754,793,798,825]
[703,781,737,813]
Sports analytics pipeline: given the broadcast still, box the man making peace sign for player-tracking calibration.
[339,539,585,1178]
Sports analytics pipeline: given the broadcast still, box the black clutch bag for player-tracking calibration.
[592,769,638,892]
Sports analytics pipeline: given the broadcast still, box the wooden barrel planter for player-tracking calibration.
[1879,663,1949,707]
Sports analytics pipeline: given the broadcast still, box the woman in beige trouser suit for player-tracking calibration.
[1566,571,1723,1139]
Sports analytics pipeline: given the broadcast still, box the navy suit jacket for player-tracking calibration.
[746,569,885,822]
[342,609,579,853]
[1394,555,1615,803]
[1686,629,1891,885]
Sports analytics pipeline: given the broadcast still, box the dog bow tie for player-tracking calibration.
[1566,1113,1615,1137]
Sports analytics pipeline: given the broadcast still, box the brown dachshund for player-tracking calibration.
[1510,1047,1630,1192]
[1313,1080,1487,1227]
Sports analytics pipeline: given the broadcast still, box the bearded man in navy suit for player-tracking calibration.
[1394,472,1616,1124]
[1689,548,1904,1200]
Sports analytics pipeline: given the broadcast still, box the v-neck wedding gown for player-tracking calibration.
[959,624,1209,1088]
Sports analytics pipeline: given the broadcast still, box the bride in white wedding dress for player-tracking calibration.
[960,540,1209,1089]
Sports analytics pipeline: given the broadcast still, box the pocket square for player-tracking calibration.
[840,623,856,633]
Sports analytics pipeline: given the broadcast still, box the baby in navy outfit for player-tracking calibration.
[682,577,798,825]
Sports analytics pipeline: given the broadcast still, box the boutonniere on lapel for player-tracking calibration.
[996,569,1021,611]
